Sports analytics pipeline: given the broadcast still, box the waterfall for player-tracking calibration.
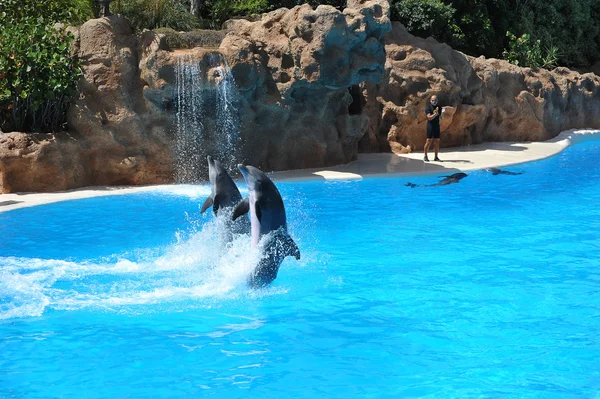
[211,53,242,171]
[173,52,241,183]
[174,54,206,183]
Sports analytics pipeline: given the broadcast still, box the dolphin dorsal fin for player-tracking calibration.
[200,196,214,214]
[232,198,249,221]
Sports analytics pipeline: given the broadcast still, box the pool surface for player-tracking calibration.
[1,141,600,398]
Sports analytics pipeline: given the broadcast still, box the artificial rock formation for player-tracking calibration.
[218,0,391,170]
[0,0,391,192]
[359,22,600,154]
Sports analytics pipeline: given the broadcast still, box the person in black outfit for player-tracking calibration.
[424,95,444,162]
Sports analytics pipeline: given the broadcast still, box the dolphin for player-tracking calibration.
[405,172,468,188]
[232,164,300,287]
[201,156,250,239]
[486,167,523,175]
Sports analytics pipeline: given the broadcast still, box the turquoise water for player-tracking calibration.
[1,140,600,398]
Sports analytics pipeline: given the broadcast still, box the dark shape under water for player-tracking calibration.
[405,172,468,188]
[486,167,523,175]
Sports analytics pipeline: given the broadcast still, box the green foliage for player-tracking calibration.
[0,3,82,133]
[513,0,600,67]
[112,0,202,31]
[389,0,599,69]
[197,0,268,29]
[391,0,458,42]
[0,0,94,24]
[502,32,559,69]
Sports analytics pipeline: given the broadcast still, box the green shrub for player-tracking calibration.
[502,31,559,69]
[390,0,460,44]
[0,9,82,132]
[0,0,95,24]
[112,0,202,31]
[200,0,268,29]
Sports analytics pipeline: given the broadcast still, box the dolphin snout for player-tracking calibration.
[238,164,249,179]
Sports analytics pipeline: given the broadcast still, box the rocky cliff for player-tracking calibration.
[0,0,391,193]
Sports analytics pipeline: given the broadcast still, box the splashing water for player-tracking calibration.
[0,217,281,320]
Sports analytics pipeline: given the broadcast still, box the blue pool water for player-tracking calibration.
[1,140,600,398]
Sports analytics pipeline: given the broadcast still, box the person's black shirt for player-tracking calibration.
[425,103,442,129]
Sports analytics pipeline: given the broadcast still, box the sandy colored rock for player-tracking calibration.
[220,0,390,170]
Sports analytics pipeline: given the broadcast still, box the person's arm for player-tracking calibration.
[426,107,439,121]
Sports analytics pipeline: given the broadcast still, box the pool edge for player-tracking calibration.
[1,129,598,213]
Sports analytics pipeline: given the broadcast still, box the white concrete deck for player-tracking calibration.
[0,129,598,213]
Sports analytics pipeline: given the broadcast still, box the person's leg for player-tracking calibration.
[434,138,440,160]
[424,139,432,161]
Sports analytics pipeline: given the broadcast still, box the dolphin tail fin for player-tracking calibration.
[200,196,213,214]
[283,235,300,260]
[405,182,417,188]
[232,198,250,221]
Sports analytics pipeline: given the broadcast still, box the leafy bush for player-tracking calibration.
[112,0,202,31]
[502,31,559,69]
[0,0,95,25]
[391,0,462,47]
[0,0,83,133]
[198,0,268,29]
[0,21,82,132]
[391,0,454,38]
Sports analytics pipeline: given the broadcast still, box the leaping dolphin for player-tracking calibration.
[406,172,468,188]
[201,156,250,239]
[232,164,300,288]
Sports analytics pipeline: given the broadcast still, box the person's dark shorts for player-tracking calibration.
[427,124,440,139]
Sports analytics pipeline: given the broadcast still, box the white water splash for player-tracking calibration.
[0,218,296,320]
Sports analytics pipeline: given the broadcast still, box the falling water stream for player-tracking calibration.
[174,52,241,183]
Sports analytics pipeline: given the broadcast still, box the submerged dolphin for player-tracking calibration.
[201,156,250,238]
[232,164,300,287]
[486,167,523,176]
[405,172,468,188]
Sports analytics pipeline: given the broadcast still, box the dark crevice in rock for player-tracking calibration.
[348,85,363,115]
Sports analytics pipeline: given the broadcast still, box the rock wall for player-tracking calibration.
[218,0,392,170]
[359,22,600,154]
[0,0,391,193]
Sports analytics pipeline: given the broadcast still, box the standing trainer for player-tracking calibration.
[424,95,443,162]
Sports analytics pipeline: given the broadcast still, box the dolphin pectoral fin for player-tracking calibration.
[212,194,220,216]
[200,196,213,214]
[284,235,300,260]
[255,202,262,222]
[232,198,249,221]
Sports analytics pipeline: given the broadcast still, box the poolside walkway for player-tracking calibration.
[0,129,597,213]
